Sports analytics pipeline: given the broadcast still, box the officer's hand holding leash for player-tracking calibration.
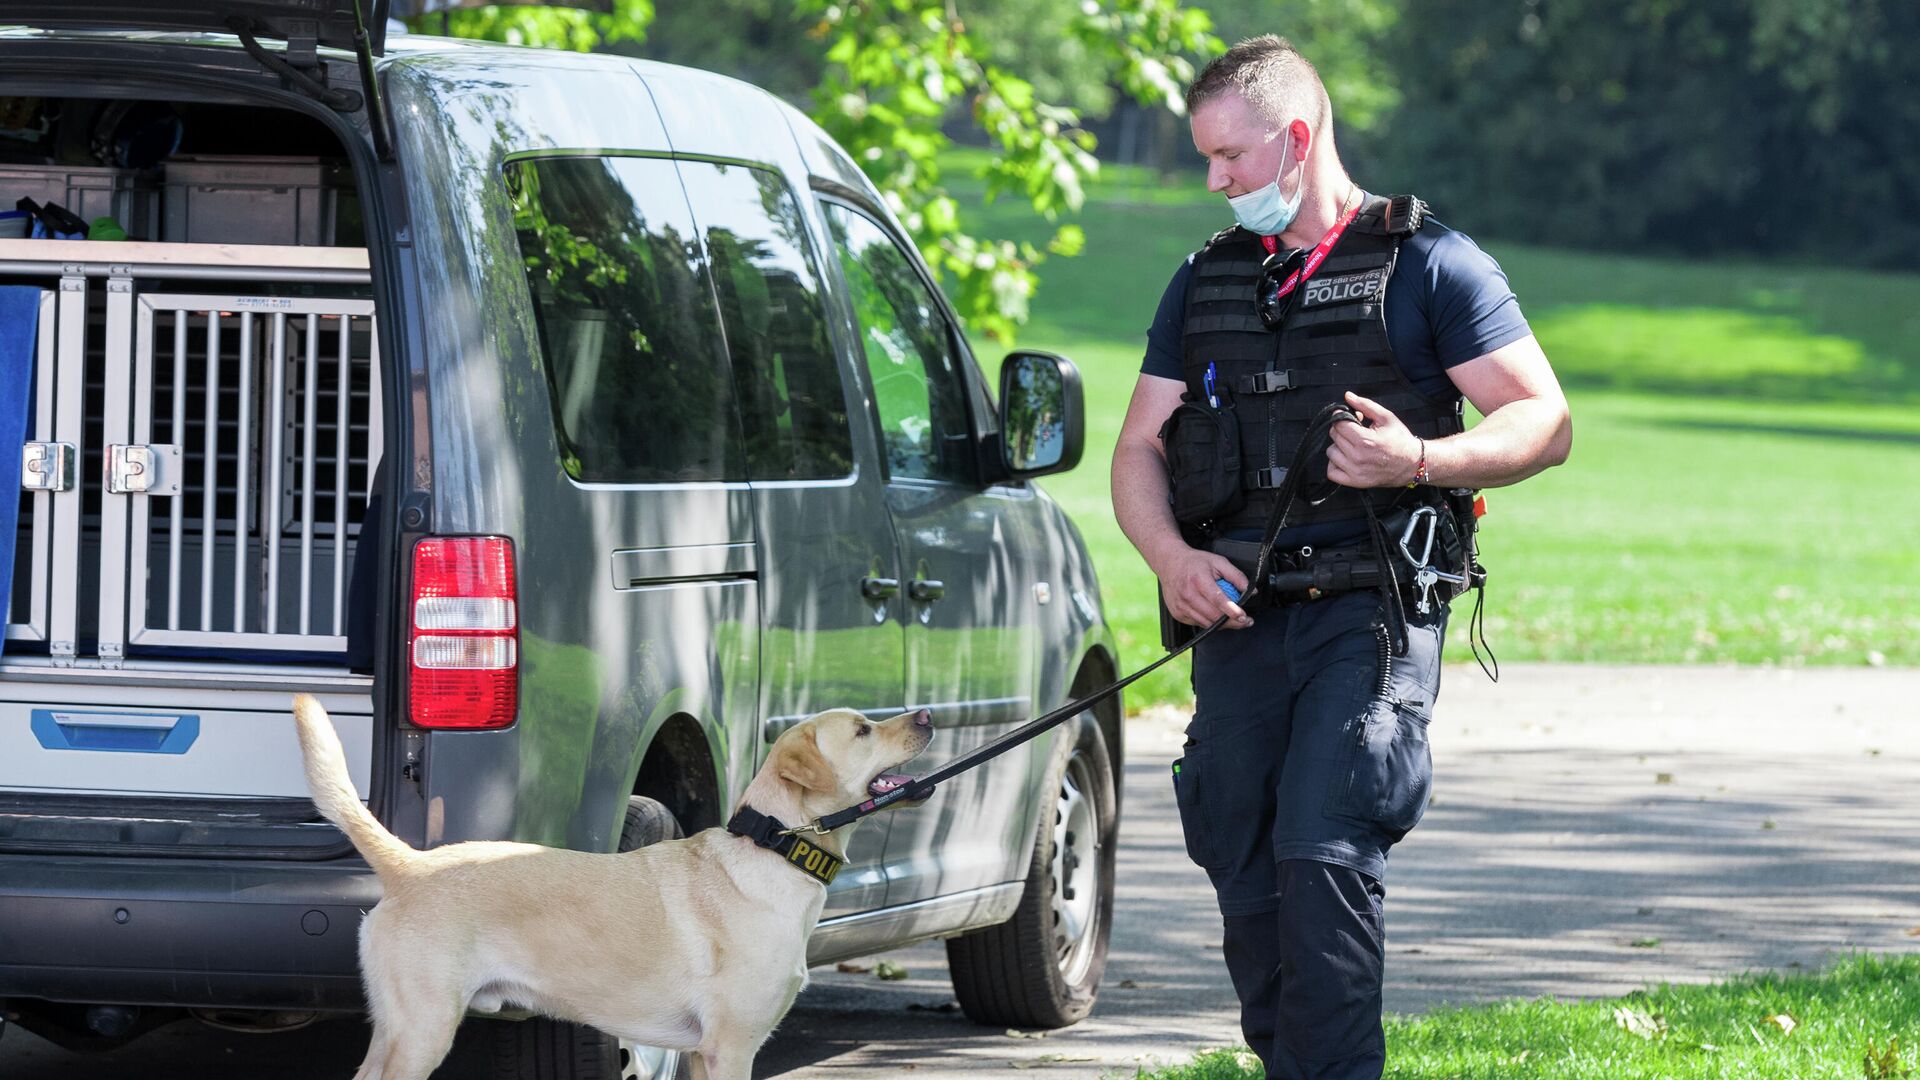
[1155,546,1253,630]
[1329,391,1425,488]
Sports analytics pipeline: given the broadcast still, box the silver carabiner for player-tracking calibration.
[1397,505,1438,570]
[1400,506,1468,615]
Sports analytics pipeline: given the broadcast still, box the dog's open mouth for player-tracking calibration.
[868,773,919,799]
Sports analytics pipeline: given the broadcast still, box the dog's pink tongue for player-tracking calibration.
[868,773,916,797]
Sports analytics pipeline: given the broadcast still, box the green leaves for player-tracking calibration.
[799,0,1218,341]
[408,0,654,52]
[1068,0,1217,114]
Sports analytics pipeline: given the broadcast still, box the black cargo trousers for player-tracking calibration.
[1171,588,1446,1080]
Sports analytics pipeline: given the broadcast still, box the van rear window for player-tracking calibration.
[507,156,745,483]
[677,161,853,481]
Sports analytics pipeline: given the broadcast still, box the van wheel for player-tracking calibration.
[617,795,684,851]
[946,718,1116,1028]
[486,798,686,1080]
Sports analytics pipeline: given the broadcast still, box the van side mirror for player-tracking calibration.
[997,350,1083,479]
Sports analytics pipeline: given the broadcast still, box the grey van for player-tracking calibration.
[0,6,1122,1076]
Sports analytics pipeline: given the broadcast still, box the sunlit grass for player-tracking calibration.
[1123,954,1920,1080]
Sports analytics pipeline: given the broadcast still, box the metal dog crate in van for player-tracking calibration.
[4,239,382,664]
[0,162,162,239]
[161,156,356,247]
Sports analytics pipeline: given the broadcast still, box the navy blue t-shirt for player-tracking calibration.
[1143,206,1532,548]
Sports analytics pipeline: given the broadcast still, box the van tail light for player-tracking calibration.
[409,537,518,730]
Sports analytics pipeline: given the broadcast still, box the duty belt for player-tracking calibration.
[1208,538,1389,606]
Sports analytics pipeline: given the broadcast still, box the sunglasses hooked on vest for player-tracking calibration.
[1158,193,1488,648]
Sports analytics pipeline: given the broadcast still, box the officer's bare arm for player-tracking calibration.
[1111,374,1187,573]
[1113,374,1252,628]
[1329,334,1571,490]
[1427,334,1571,488]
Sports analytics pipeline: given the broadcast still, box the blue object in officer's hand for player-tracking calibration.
[1216,579,1241,604]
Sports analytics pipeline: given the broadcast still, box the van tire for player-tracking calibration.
[489,1017,620,1080]
[484,797,685,1080]
[619,794,685,849]
[946,718,1116,1029]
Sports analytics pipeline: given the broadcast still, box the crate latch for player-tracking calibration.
[105,444,183,496]
[21,442,76,493]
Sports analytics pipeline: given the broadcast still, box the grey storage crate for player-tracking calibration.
[0,163,162,238]
[162,156,358,247]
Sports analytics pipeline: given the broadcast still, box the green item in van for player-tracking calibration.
[87,216,128,241]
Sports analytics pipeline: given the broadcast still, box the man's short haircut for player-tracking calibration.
[1185,35,1329,132]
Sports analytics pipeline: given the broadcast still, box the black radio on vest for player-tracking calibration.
[1157,193,1487,648]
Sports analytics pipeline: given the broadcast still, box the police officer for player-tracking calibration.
[1112,36,1571,1079]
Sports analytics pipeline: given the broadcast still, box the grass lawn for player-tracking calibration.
[947,155,1920,707]
[1126,953,1920,1080]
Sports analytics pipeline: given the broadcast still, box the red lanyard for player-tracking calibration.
[1260,199,1362,300]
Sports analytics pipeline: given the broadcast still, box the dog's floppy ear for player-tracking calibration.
[775,727,835,794]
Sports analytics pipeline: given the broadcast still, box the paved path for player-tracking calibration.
[5,665,1917,1078]
[1387,663,1920,1009]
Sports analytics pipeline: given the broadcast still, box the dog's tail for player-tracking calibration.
[292,693,415,879]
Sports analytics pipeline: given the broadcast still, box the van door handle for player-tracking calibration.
[908,579,946,602]
[860,576,900,600]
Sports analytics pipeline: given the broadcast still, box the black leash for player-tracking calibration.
[780,402,1364,839]
[797,612,1228,834]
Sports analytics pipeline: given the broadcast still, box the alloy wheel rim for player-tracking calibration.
[620,1040,681,1080]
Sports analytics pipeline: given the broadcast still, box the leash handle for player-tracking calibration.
[1243,403,1360,606]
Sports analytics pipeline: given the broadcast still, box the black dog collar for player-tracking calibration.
[726,808,844,886]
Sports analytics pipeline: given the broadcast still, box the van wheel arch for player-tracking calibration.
[630,712,722,835]
[1068,648,1123,802]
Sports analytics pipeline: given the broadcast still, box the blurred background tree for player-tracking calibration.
[1362,0,1920,268]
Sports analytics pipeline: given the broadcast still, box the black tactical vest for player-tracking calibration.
[1174,193,1464,533]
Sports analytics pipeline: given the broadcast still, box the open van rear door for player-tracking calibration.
[0,1,605,157]
[0,1,613,55]
[0,2,396,54]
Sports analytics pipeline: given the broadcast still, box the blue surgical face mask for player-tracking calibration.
[1227,135,1304,236]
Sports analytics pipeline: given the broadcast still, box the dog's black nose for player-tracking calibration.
[913,709,932,727]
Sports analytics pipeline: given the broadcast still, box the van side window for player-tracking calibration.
[678,162,854,481]
[821,202,974,485]
[507,156,745,483]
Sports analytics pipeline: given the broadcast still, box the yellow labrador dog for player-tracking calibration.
[290,694,932,1080]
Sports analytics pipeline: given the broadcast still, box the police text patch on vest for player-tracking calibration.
[1301,268,1386,309]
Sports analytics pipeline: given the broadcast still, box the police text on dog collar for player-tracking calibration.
[725,808,844,886]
